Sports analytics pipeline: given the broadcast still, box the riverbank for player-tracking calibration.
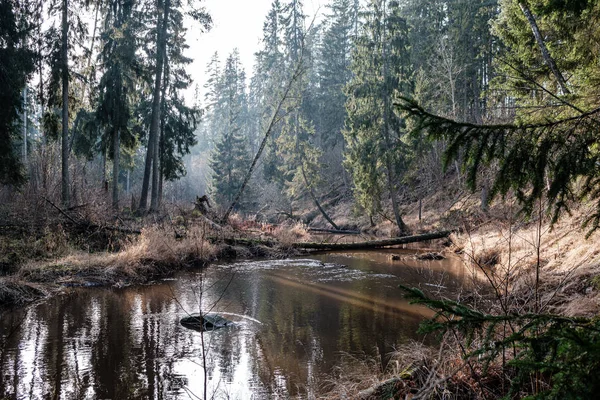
[0,194,455,310]
[3,191,600,398]
[0,220,306,308]
[319,194,600,399]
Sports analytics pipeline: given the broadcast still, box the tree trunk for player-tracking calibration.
[157,70,167,208]
[112,128,120,210]
[140,0,169,213]
[294,230,452,250]
[37,2,47,190]
[480,182,489,213]
[301,165,339,230]
[217,230,452,250]
[61,0,70,207]
[380,0,408,235]
[22,87,27,165]
[518,1,570,95]
[83,0,102,103]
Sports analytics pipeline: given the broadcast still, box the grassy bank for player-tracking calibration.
[0,219,307,308]
[315,192,600,399]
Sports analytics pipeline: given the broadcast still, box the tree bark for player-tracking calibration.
[216,230,452,250]
[61,0,70,207]
[112,128,120,210]
[22,87,27,165]
[157,54,169,208]
[308,228,361,235]
[140,0,169,213]
[294,230,452,250]
[518,1,570,95]
[301,165,339,230]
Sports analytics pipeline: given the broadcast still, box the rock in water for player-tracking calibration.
[180,313,233,332]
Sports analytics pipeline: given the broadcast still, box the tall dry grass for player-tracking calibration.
[272,222,310,246]
[17,224,218,287]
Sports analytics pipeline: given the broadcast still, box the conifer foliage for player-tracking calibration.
[402,286,600,398]
[344,0,411,232]
[208,50,252,206]
[0,0,36,185]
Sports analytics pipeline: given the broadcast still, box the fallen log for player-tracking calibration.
[308,228,361,235]
[44,197,141,235]
[210,230,452,251]
[292,230,452,250]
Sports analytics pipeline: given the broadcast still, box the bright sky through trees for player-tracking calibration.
[184,0,326,102]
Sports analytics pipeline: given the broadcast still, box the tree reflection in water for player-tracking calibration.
[0,251,474,398]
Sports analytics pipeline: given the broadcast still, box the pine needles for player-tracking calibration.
[396,97,600,235]
[401,285,600,398]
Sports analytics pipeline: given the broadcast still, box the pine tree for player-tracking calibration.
[0,0,36,185]
[344,0,411,232]
[210,51,252,207]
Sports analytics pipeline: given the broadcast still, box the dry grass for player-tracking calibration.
[316,340,489,400]
[473,248,501,268]
[17,224,219,288]
[0,278,49,306]
[272,222,309,246]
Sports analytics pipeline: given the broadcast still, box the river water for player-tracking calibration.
[0,250,476,399]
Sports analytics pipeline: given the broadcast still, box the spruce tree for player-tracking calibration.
[317,0,358,149]
[95,0,138,210]
[156,3,203,204]
[344,0,411,232]
[396,0,600,233]
[253,0,286,184]
[210,51,252,207]
[0,0,36,185]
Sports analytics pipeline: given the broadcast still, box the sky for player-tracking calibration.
[184,0,326,103]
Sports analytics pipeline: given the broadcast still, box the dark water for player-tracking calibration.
[0,250,475,399]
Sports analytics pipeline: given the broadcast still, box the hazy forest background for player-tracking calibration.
[5,0,598,232]
[1,0,599,241]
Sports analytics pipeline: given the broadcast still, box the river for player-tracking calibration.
[0,250,476,399]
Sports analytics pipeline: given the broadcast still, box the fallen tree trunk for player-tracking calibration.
[212,230,452,251]
[293,230,452,250]
[44,196,142,235]
[308,228,361,235]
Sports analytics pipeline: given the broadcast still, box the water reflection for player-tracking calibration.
[0,251,474,399]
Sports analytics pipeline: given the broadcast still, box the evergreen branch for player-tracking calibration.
[395,97,600,230]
